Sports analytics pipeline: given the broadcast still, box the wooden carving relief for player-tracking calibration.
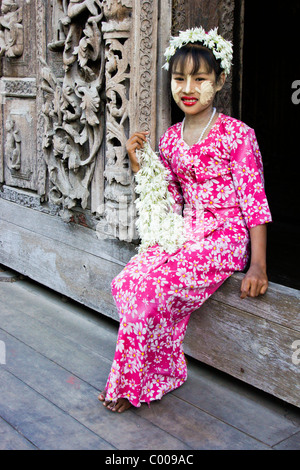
[0,1,38,194]
[96,17,133,240]
[32,0,159,242]
[172,0,186,35]
[130,0,158,147]
[1,0,235,234]
[37,0,160,241]
[1,90,37,190]
[0,0,24,59]
[96,0,158,242]
[92,0,133,240]
[137,0,157,134]
[0,0,36,78]
[0,0,236,243]
[40,0,105,221]
[5,116,21,171]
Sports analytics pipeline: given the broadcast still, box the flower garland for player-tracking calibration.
[134,142,186,254]
[163,26,233,77]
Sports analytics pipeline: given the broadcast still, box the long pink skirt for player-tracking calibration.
[103,217,249,407]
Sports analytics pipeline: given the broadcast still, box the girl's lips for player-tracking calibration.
[181,96,198,106]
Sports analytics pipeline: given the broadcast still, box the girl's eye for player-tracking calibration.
[196,78,204,82]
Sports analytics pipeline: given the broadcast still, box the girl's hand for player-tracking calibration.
[126,131,149,173]
[240,264,268,299]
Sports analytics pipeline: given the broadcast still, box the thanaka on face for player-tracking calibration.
[196,80,215,105]
[171,76,214,105]
[171,58,225,113]
[171,79,182,103]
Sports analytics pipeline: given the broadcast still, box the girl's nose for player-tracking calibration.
[183,75,193,94]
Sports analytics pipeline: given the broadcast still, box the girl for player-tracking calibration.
[98,27,272,413]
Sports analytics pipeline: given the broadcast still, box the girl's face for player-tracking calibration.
[171,57,225,116]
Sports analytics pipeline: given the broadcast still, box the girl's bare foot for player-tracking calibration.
[98,392,132,413]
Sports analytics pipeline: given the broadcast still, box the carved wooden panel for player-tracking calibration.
[39,0,105,221]
[96,0,160,242]
[0,1,38,192]
[96,0,133,240]
[1,0,164,243]
[0,1,236,243]
[0,0,36,77]
[0,77,38,191]
[3,87,37,190]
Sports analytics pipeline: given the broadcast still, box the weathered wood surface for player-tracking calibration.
[1,277,300,450]
[0,197,134,319]
[211,273,300,332]
[0,198,299,408]
[184,292,300,408]
[184,273,300,408]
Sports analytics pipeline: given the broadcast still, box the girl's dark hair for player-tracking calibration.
[169,42,223,80]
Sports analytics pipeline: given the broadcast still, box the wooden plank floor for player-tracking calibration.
[0,267,300,451]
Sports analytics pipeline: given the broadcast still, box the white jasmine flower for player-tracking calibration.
[134,143,187,254]
[162,26,233,76]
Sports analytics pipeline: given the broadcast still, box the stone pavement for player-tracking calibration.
[0,265,300,451]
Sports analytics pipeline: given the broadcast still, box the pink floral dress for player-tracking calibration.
[103,114,272,407]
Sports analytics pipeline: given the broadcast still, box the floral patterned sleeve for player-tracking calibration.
[229,125,272,229]
[159,138,184,215]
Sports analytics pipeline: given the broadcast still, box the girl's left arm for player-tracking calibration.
[228,124,272,298]
[240,224,268,298]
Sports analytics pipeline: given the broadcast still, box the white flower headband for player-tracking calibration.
[163,26,233,77]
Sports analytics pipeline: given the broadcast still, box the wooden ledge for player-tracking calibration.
[184,273,300,408]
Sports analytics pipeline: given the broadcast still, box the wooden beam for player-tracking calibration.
[184,281,300,408]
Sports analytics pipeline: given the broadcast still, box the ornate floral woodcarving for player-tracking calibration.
[0,0,235,239]
[137,0,156,134]
[35,0,48,199]
[38,0,160,241]
[95,0,159,242]
[130,0,158,145]
[2,95,36,190]
[5,113,32,181]
[0,77,36,97]
[5,116,21,171]
[40,0,105,221]
[171,0,186,35]
[0,0,24,59]
[95,0,135,241]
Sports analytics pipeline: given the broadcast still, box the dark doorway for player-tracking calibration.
[241,0,300,289]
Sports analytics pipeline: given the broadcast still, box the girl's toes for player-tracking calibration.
[112,398,132,413]
[98,392,106,402]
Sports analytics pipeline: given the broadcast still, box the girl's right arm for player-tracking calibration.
[126,132,149,173]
